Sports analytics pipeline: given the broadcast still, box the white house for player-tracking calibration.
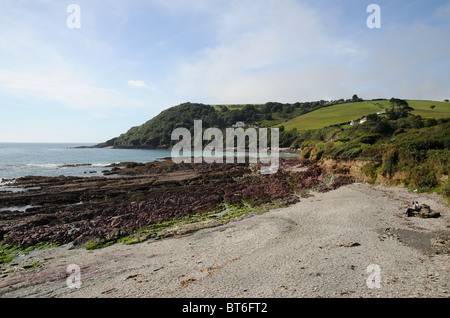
[232,121,246,128]
[377,109,387,115]
[360,117,367,124]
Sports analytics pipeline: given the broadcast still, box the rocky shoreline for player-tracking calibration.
[0,158,352,250]
[0,182,448,298]
[0,157,448,298]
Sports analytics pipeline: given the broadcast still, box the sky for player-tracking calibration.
[0,0,449,143]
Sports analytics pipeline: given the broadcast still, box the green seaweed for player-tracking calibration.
[0,242,62,264]
[85,201,282,250]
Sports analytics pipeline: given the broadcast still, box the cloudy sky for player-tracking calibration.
[0,0,449,142]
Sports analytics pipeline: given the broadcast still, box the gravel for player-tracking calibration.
[1,183,448,298]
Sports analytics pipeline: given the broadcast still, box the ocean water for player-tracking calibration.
[0,143,173,180]
[0,143,298,184]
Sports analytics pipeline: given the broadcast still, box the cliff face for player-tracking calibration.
[318,158,405,186]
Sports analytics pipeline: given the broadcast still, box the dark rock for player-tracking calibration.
[0,158,347,249]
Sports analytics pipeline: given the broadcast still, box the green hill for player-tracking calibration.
[277,102,381,131]
[277,100,450,132]
[404,100,450,119]
[368,100,450,119]
[97,100,338,149]
[97,99,450,149]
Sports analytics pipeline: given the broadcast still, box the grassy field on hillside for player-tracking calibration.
[278,100,450,131]
[278,102,381,131]
[369,100,450,118]
[407,100,450,118]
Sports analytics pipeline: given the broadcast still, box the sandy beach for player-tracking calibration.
[0,182,448,298]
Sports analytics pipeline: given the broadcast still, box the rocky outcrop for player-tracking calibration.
[0,158,348,248]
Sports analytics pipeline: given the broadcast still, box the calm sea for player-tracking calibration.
[0,143,173,180]
[0,143,298,186]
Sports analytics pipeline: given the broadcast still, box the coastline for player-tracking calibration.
[0,157,448,298]
[0,158,321,249]
[0,182,448,298]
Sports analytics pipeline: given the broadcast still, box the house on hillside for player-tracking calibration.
[232,121,246,128]
[351,117,368,126]
[377,109,387,115]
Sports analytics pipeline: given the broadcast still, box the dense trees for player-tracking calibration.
[387,98,414,120]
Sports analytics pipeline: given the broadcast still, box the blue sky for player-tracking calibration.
[0,0,449,143]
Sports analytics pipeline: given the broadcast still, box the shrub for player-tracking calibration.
[359,147,384,161]
[372,119,396,135]
[316,142,325,159]
[426,150,449,175]
[408,164,438,190]
[424,118,438,127]
[355,133,383,145]
[382,149,399,176]
[301,147,312,159]
[362,162,379,184]
[441,178,450,199]
[393,128,405,136]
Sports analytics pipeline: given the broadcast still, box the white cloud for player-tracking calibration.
[357,21,450,101]
[0,68,143,111]
[148,0,222,14]
[128,80,147,88]
[174,0,336,103]
[0,3,145,115]
[171,0,450,103]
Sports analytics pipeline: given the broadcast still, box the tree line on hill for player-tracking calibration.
[97,96,364,149]
[97,97,445,153]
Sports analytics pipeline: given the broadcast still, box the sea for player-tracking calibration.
[0,143,299,189]
[0,143,173,181]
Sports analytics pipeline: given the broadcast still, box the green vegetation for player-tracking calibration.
[0,242,61,264]
[294,102,449,198]
[408,100,450,119]
[22,261,41,270]
[278,102,381,131]
[0,244,19,264]
[276,99,450,133]
[370,100,450,119]
[85,240,116,251]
